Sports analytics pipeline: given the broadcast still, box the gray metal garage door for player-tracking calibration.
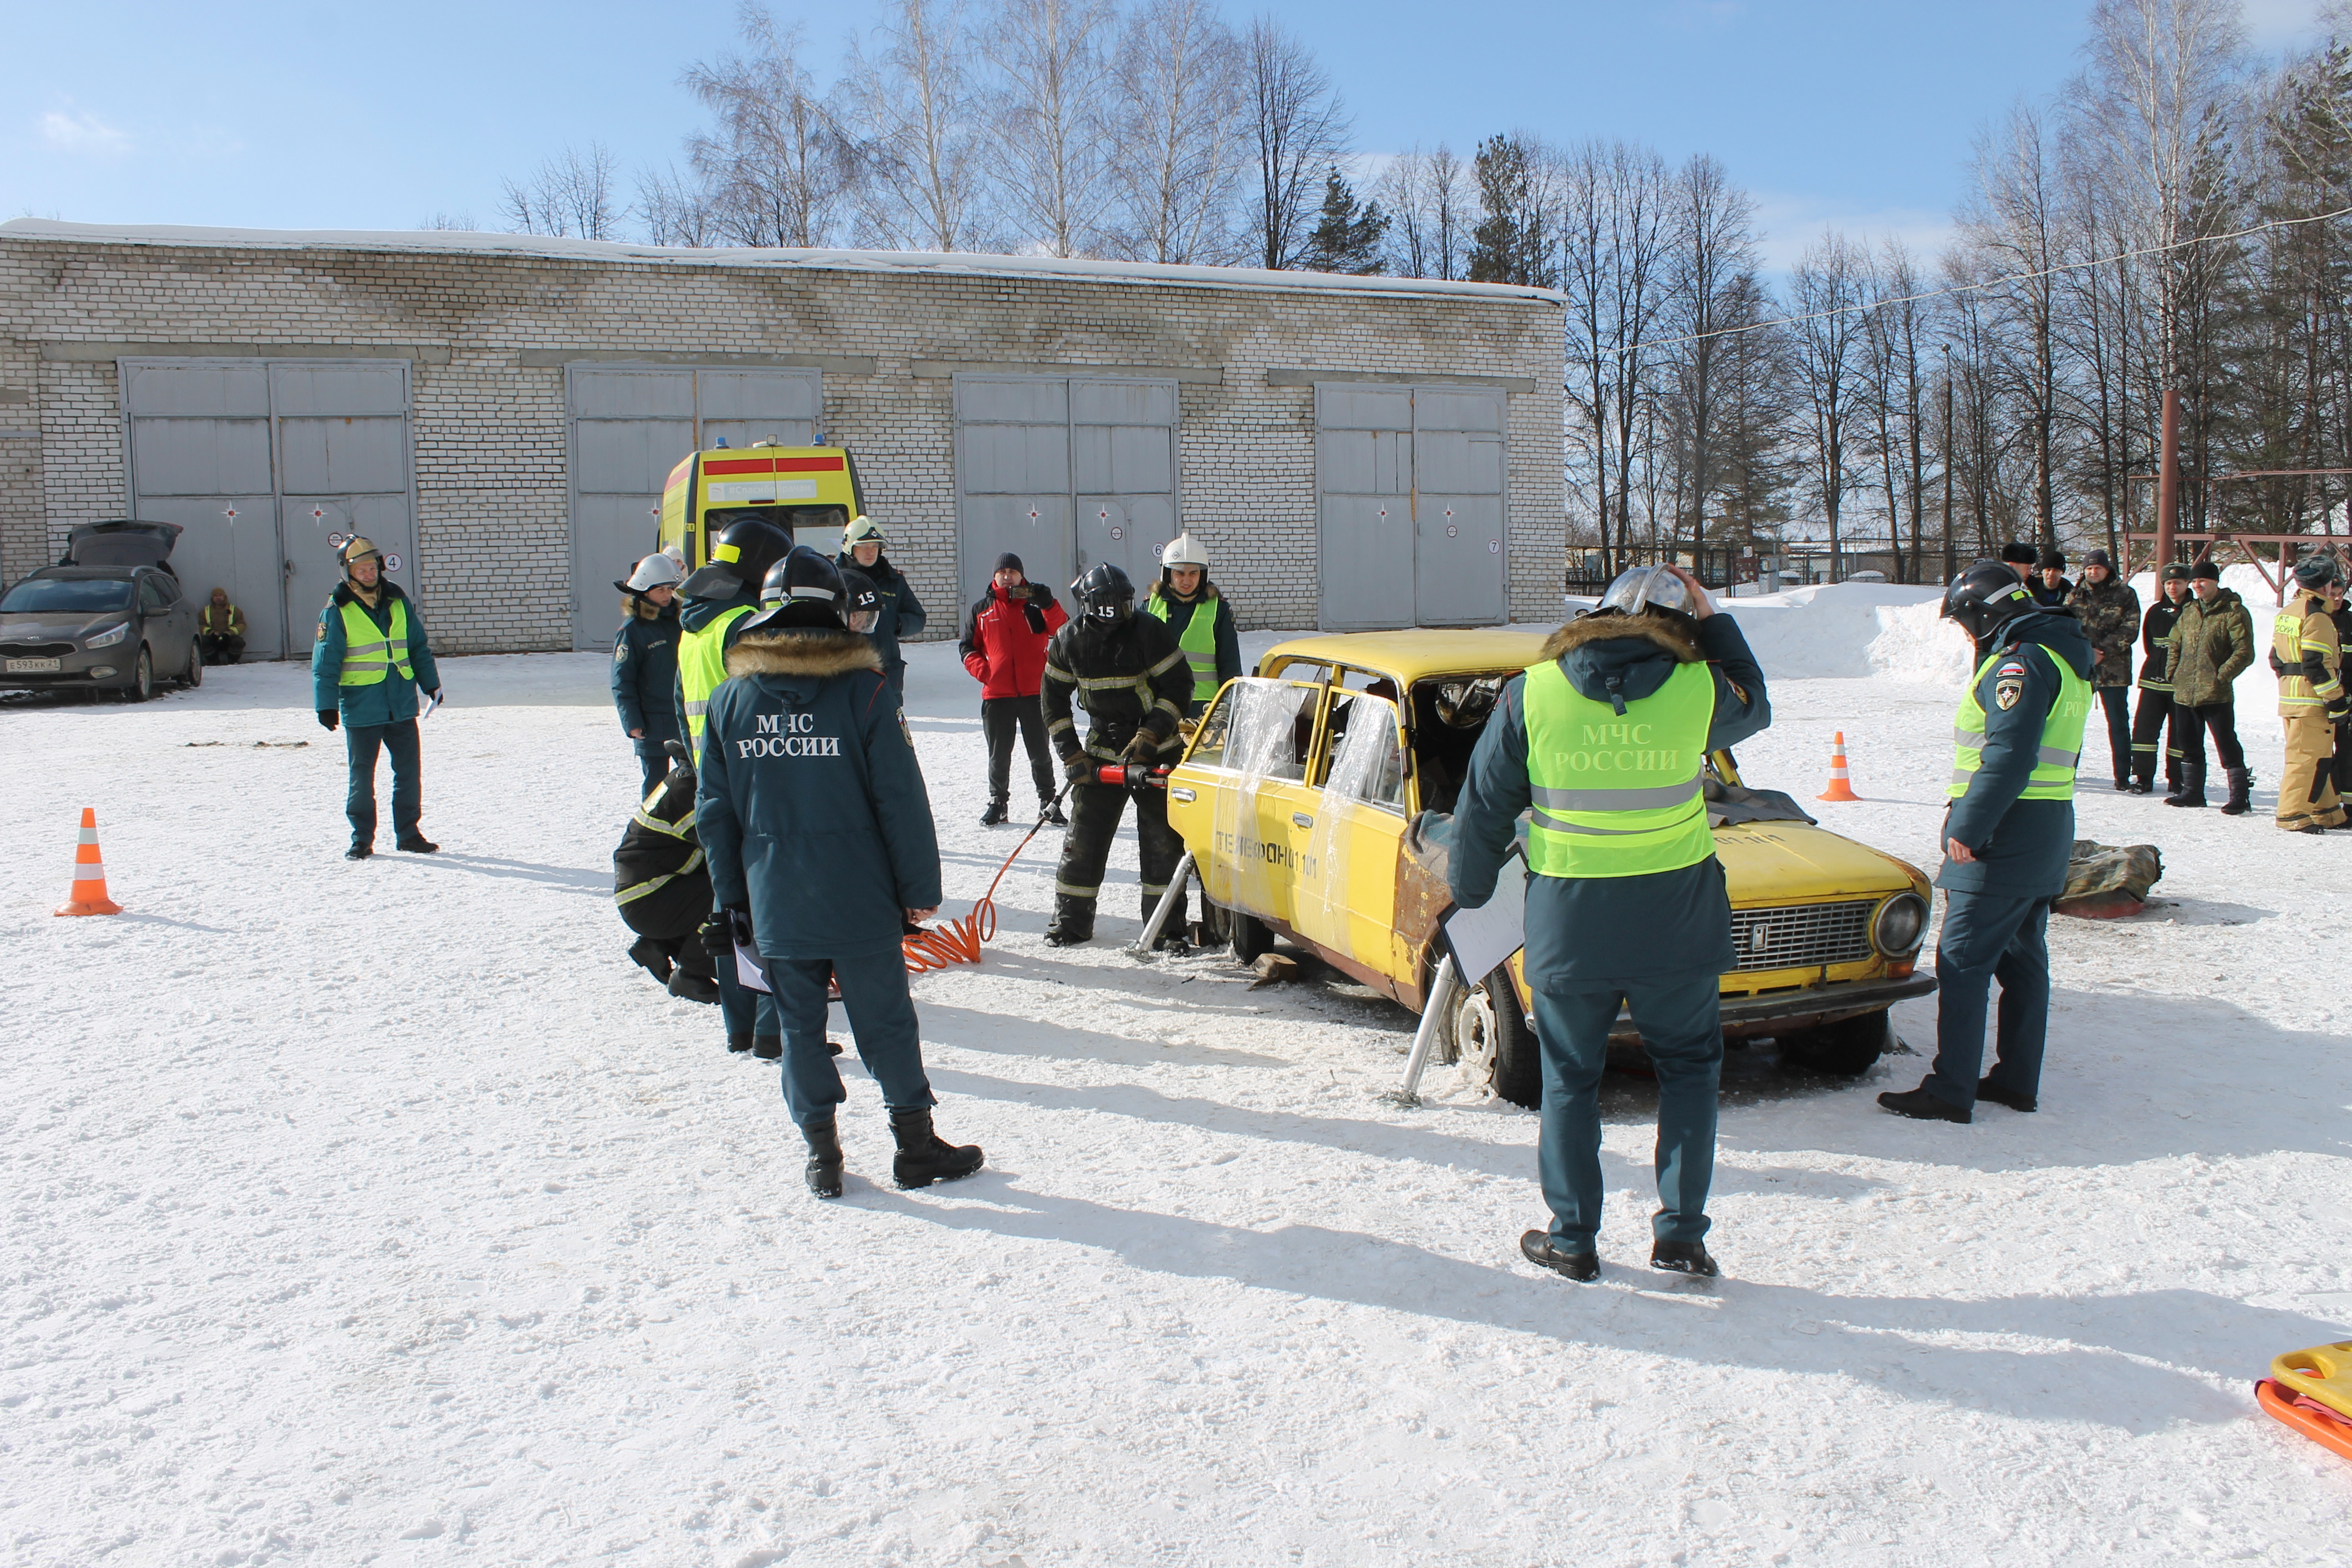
[122,358,415,661]
[1315,383,1507,630]
[566,366,821,649]
[954,374,1178,608]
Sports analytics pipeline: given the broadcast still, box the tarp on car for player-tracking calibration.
[65,519,182,569]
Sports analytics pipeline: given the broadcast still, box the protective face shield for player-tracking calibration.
[1596,563,1694,619]
[1435,676,1505,729]
[838,567,882,634]
[1074,563,1136,629]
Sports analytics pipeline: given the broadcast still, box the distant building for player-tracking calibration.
[0,221,1564,656]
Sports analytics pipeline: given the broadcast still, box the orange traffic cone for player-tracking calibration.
[55,807,123,916]
[1816,732,1861,803]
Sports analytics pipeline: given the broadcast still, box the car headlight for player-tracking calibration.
[84,622,130,649]
[1871,892,1928,956]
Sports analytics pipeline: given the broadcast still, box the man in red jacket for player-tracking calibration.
[961,552,1070,826]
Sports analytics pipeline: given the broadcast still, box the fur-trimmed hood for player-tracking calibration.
[1539,610,1702,664]
[621,593,676,622]
[726,625,886,679]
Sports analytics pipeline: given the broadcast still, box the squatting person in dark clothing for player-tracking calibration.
[198,587,246,665]
[837,515,927,707]
[1880,563,2091,1125]
[612,552,684,793]
[1040,563,1196,948]
[696,546,983,1198]
[2163,557,2257,813]
[1450,564,1770,1283]
[2127,564,2192,794]
[312,536,442,861]
[2064,548,2139,790]
[960,551,1068,826]
[1140,532,1243,717]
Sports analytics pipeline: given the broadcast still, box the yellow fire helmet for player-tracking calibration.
[339,535,383,570]
[842,514,885,550]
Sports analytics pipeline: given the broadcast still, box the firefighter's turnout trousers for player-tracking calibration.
[1050,779,1185,937]
[2280,712,2346,831]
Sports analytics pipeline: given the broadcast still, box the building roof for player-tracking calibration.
[0,220,1566,307]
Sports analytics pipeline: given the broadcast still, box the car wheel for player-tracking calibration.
[1450,967,1540,1109]
[126,645,154,703]
[183,640,203,688]
[1229,909,1274,963]
[1777,1010,1890,1075]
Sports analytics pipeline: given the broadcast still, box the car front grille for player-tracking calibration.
[1729,901,1875,972]
[1,642,75,658]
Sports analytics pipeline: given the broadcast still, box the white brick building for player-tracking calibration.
[0,221,1564,657]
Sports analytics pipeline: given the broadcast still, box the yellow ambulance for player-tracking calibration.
[657,442,867,569]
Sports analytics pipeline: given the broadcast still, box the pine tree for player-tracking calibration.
[1301,167,1388,274]
[1468,133,1546,286]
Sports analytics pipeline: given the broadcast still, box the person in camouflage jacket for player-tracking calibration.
[2162,559,2257,809]
[2065,548,2141,789]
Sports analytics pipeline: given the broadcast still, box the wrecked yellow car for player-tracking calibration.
[1163,629,1935,1106]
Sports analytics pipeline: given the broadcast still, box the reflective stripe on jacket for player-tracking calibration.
[677,604,754,748]
[1951,643,2090,802]
[1522,656,1716,880]
[1144,590,1220,703]
[337,597,414,686]
[2274,593,2344,712]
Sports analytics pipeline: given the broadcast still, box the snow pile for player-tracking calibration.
[1863,595,1978,688]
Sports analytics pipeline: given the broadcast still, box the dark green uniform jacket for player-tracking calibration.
[611,596,680,737]
[834,551,927,685]
[1449,612,1771,990]
[2137,595,2185,690]
[2164,587,2256,707]
[310,580,440,726]
[2064,575,2139,689]
[1041,612,1195,763]
[696,626,942,962]
[1937,610,2093,899]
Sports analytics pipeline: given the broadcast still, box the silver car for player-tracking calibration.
[0,521,202,701]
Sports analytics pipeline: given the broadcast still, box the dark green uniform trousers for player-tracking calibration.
[762,950,936,1128]
[1531,978,1722,1250]
[1924,890,2049,1111]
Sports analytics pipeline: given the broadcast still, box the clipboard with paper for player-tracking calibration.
[1442,848,1527,982]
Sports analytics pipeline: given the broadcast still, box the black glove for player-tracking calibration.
[2328,697,2351,723]
[700,908,746,958]
[1023,600,1049,635]
[317,708,339,732]
[1062,752,1094,785]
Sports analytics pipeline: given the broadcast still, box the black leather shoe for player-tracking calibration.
[1650,1240,1721,1278]
[1520,1231,1600,1281]
[752,1034,782,1060]
[727,1032,754,1054]
[1877,1084,1972,1123]
[344,841,373,861]
[395,834,438,852]
[1976,1078,2038,1113]
[2124,779,2153,794]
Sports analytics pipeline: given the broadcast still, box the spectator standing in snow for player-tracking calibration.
[2126,565,2193,794]
[836,515,927,707]
[2000,541,2040,582]
[198,587,246,665]
[1880,563,2090,1125]
[695,547,983,1200]
[611,553,683,794]
[2064,549,2139,790]
[960,552,1068,826]
[1450,564,1770,1283]
[312,536,442,861]
[2163,558,2257,813]
[2029,548,2072,609]
[1140,533,1243,718]
[2269,553,2347,834]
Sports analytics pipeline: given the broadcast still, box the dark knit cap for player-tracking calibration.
[993,552,1024,574]
[2036,546,2066,569]
[2083,548,2110,569]
[2190,557,2221,581]
[2000,541,2039,566]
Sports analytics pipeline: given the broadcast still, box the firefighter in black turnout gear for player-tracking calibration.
[1041,564,1196,947]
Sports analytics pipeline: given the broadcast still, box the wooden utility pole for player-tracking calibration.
[2157,388,2180,568]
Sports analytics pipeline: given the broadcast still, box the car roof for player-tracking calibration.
[1261,627,1554,684]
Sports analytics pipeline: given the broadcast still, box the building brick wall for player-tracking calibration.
[0,230,1565,655]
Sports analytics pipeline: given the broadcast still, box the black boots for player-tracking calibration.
[2219,766,2252,815]
[344,841,372,861]
[890,1109,986,1188]
[395,834,438,852]
[1042,798,1068,826]
[802,1117,845,1199]
[1520,1231,1600,1281]
[979,799,1009,826]
[1044,895,1094,947]
[2165,760,2207,808]
[727,1032,754,1054]
[752,1034,782,1060]
[1877,1083,1972,1123]
[1651,1240,1721,1278]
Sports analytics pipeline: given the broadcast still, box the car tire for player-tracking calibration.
[183,640,203,688]
[1229,909,1274,964]
[1777,1010,1890,1075]
[1451,967,1540,1109]
[126,645,154,703]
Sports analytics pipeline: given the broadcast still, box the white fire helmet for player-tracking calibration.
[625,553,684,592]
[1160,533,1209,571]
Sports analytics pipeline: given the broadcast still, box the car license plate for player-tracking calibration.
[5,658,61,674]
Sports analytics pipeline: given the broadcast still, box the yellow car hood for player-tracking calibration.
[1715,820,1925,906]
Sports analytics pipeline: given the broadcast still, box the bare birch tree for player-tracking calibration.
[1244,18,1349,270]
[1793,232,1868,575]
[683,5,858,247]
[1558,139,1671,571]
[500,143,621,239]
[1104,0,1248,263]
[1378,143,1471,280]
[982,0,1116,257]
[846,0,994,252]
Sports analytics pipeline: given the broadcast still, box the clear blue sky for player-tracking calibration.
[2,0,2329,267]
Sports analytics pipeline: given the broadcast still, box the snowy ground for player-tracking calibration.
[4,586,2348,1566]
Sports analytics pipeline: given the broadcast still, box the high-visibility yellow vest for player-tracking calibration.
[1143,591,1220,704]
[2274,593,2344,711]
[1949,642,2090,801]
[678,604,754,750]
[336,597,414,687]
[1522,656,1716,880]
